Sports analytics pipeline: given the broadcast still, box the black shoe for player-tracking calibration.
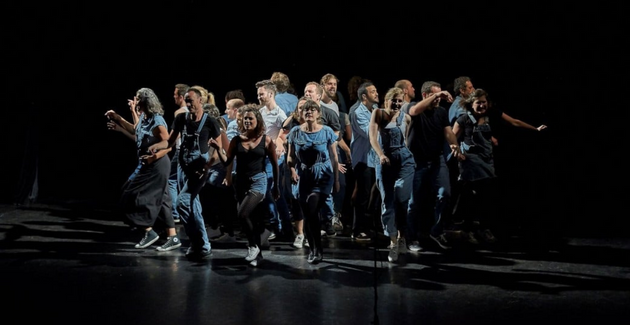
[352,232,371,242]
[156,236,182,252]
[307,251,315,264]
[430,233,452,250]
[314,252,323,264]
[135,229,159,249]
[198,249,213,260]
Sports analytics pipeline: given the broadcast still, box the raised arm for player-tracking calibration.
[105,110,135,135]
[408,91,453,116]
[106,117,136,141]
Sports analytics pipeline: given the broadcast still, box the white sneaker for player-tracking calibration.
[249,252,263,267]
[293,234,305,248]
[408,240,422,252]
[388,243,399,263]
[245,245,260,262]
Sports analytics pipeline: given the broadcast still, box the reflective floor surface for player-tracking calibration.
[1,203,629,325]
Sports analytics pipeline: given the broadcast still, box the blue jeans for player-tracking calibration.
[406,156,451,241]
[177,166,210,252]
[168,151,182,219]
[264,155,291,231]
[375,148,415,237]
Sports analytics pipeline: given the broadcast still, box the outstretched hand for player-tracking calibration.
[104,110,120,121]
[537,124,548,131]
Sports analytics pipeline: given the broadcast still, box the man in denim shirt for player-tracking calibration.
[349,81,379,241]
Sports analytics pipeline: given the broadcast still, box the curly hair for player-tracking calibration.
[462,88,489,112]
[270,72,291,93]
[136,88,163,116]
[238,103,266,137]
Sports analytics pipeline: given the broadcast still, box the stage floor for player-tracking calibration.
[1,203,629,325]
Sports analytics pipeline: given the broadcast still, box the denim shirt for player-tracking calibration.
[135,113,167,157]
[226,119,239,142]
[350,102,376,169]
[275,92,299,116]
[448,95,466,126]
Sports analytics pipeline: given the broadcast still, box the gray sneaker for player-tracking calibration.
[135,229,159,249]
[477,229,497,244]
[430,233,452,250]
[210,233,236,243]
[156,236,182,252]
[332,213,343,231]
[388,243,399,263]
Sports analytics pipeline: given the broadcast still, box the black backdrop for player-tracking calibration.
[4,2,618,236]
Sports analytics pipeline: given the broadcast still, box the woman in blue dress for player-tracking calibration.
[287,99,339,264]
[369,87,415,263]
[105,88,181,252]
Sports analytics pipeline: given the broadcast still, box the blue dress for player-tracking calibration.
[287,125,337,202]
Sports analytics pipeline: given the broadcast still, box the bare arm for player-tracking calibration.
[287,139,299,184]
[210,135,236,166]
[452,121,462,138]
[141,125,171,164]
[105,110,135,135]
[106,118,136,141]
[368,109,388,165]
[337,137,351,164]
[408,91,453,116]
[328,138,340,193]
[266,136,280,200]
[444,126,464,160]
[501,112,548,131]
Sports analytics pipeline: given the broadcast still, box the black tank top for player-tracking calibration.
[235,134,266,178]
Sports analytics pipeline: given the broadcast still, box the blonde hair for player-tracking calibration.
[191,85,215,105]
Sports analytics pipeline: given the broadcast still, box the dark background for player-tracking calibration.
[3,2,620,236]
